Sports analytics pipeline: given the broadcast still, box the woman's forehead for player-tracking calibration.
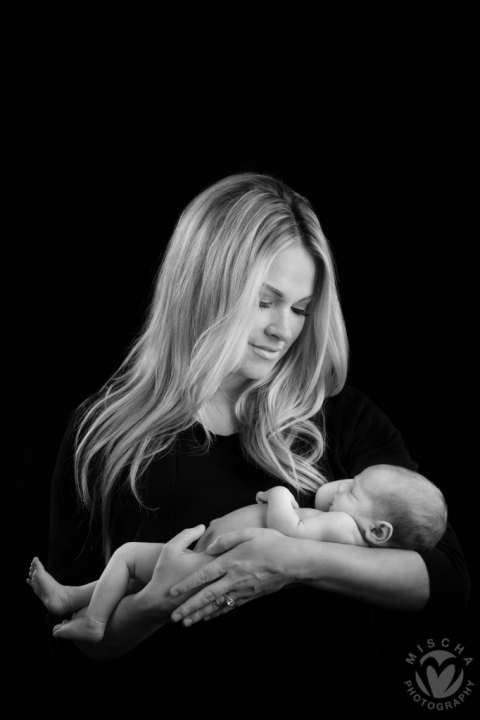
[265,247,316,299]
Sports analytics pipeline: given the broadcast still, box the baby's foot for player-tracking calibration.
[26,557,71,615]
[53,615,106,643]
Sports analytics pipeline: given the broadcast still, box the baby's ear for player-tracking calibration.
[365,521,393,547]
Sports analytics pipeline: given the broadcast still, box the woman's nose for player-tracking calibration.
[266,310,293,343]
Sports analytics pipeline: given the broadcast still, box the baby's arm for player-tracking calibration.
[256,487,302,536]
[257,486,367,545]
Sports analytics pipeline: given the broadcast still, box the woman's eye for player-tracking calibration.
[259,301,311,316]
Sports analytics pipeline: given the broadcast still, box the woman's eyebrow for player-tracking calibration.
[263,283,314,302]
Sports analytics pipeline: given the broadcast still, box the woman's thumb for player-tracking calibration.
[207,528,256,555]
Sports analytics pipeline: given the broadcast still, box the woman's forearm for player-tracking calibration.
[291,538,430,610]
[72,525,216,660]
[72,590,169,661]
[166,528,431,625]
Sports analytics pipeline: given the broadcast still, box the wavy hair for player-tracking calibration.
[74,173,349,559]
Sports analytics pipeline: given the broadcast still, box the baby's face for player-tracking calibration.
[329,469,386,531]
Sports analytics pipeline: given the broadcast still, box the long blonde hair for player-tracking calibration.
[74,173,349,558]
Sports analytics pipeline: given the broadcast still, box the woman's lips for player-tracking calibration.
[249,343,282,360]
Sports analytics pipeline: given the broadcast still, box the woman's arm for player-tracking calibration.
[45,410,199,661]
[294,536,430,608]
[167,528,430,626]
[167,528,429,625]
[70,592,168,661]
[171,390,469,624]
[72,525,214,660]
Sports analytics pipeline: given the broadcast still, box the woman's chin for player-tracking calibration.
[243,361,277,381]
[223,359,278,391]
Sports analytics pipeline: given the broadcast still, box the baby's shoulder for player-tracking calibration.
[324,511,369,547]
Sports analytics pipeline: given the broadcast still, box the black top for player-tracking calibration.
[44,385,470,711]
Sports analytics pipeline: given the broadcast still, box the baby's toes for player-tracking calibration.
[53,620,69,635]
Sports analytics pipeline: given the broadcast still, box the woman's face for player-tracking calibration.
[223,245,317,393]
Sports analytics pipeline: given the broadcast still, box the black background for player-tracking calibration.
[7,6,477,717]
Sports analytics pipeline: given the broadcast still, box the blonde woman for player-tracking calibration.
[43,174,468,710]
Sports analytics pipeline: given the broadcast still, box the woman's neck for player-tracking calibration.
[205,388,240,436]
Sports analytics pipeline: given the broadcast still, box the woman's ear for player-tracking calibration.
[364,521,393,547]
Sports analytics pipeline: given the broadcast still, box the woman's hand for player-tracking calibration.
[69,526,216,661]
[136,525,213,621]
[168,527,297,626]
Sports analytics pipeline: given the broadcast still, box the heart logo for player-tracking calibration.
[415,651,464,699]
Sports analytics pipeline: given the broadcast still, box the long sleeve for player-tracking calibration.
[323,385,470,612]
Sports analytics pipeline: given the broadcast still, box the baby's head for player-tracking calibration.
[329,465,447,552]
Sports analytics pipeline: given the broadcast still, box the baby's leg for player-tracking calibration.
[27,557,97,615]
[53,542,164,643]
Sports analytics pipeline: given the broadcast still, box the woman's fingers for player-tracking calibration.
[171,580,247,626]
[170,558,226,597]
[205,527,261,555]
[170,527,287,626]
[204,604,233,622]
[171,581,229,624]
[167,525,206,552]
[169,529,261,593]
[182,597,238,625]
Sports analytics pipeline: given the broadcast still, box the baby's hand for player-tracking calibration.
[256,490,269,504]
[256,487,299,509]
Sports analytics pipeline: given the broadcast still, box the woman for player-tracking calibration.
[46,173,469,710]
